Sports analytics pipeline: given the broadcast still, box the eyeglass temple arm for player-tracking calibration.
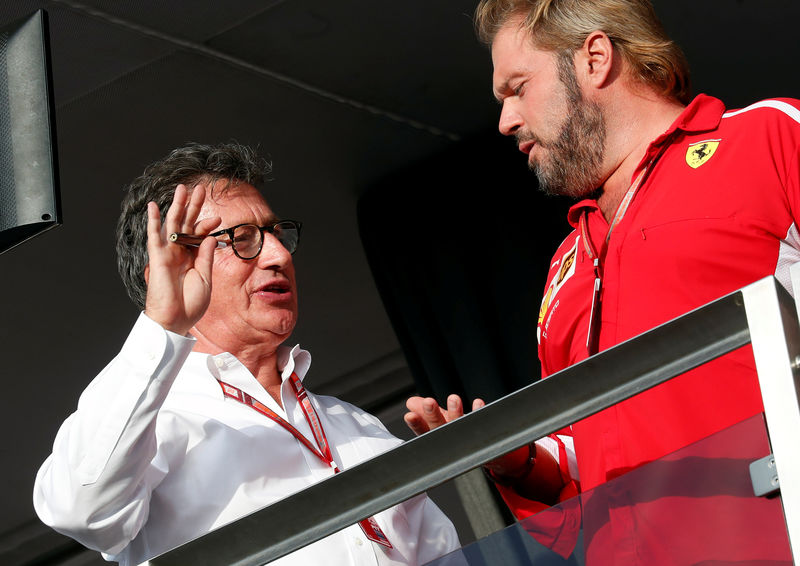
[168,233,228,249]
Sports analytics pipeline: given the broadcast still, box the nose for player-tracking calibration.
[256,231,293,271]
[498,101,522,136]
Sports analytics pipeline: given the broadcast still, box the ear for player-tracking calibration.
[144,264,150,286]
[574,30,615,89]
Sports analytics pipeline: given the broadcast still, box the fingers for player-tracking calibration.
[405,396,445,435]
[404,398,447,432]
[404,394,484,437]
[164,183,210,238]
[195,215,222,235]
[164,184,188,237]
[403,411,430,437]
[146,201,165,257]
[405,396,432,421]
[445,394,464,422]
[146,200,161,238]
[183,183,206,233]
[194,234,217,285]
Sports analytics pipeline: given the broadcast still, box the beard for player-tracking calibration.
[519,54,606,199]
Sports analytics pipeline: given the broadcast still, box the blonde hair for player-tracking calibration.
[475,0,691,104]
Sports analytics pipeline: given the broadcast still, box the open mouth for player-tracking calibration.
[256,281,291,294]
[519,140,535,154]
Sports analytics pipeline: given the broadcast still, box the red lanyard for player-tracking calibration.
[218,374,338,471]
[579,139,672,355]
[217,373,393,549]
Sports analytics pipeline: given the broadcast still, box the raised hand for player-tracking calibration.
[144,184,221,335]
[404,394,485,436]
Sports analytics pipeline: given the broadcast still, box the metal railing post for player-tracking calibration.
[744,274,800,563]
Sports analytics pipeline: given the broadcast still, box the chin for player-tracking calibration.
[262,315,297,338]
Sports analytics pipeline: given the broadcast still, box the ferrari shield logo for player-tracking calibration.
[686,140,720,168]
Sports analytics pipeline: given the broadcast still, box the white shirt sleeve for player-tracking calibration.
[399,493,461,565]
[32,313,195,556]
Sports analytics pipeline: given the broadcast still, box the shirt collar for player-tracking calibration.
[192,345,312,414]
[202,344,312,383]
[567,198,599,228]
[565,93,727,227]
[669,93,726,135]
[277,344,311,382]
[643,93,726,154]
[189,343,309,387]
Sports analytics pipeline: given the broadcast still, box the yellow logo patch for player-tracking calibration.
[538,241,578,329]
[686,140,720,168]
[557,249,575,285]
[538,286,553,325]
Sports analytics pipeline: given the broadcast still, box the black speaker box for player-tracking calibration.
[0,10,60,255]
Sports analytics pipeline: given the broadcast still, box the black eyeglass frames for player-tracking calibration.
[169,220,302,259]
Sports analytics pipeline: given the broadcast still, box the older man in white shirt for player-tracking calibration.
[33,142,459,566]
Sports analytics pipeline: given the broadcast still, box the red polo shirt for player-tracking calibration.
[523,94,800,563]
[539,93,800,490]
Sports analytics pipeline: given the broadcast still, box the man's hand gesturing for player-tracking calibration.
[404,394,485,436]
[144,184,221,336]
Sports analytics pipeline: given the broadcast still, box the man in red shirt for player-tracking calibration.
[406,0,799,563]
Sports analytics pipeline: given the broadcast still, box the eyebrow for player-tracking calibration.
[493,77,516,104]
[215,218,283,232]
[493,84,507,104]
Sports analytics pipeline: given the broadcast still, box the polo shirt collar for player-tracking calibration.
[565,93,727,227]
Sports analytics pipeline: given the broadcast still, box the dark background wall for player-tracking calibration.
[359,133,571,403]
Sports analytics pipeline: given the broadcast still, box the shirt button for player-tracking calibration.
[214,358,225,369]
[354,537,364,547]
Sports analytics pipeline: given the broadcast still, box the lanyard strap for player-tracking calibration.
[217,374,394,548]
[217,375,339,471]
[580,129,677,259]
[579,144,670,355]
[579,166,648,261]
[287,374,335,468]
[605,167,647,245]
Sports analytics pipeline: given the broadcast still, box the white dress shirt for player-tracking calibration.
[33,313,459,566]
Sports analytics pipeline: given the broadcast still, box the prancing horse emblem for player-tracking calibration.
[686,139,720,168]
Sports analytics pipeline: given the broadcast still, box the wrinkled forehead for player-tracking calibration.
[197,180,276,225]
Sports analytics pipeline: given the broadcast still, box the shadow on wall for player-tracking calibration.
[359,131,572,406]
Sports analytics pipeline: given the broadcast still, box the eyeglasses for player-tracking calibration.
[169,220,302,259]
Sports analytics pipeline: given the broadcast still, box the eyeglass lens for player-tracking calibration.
[231,222,300,259]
